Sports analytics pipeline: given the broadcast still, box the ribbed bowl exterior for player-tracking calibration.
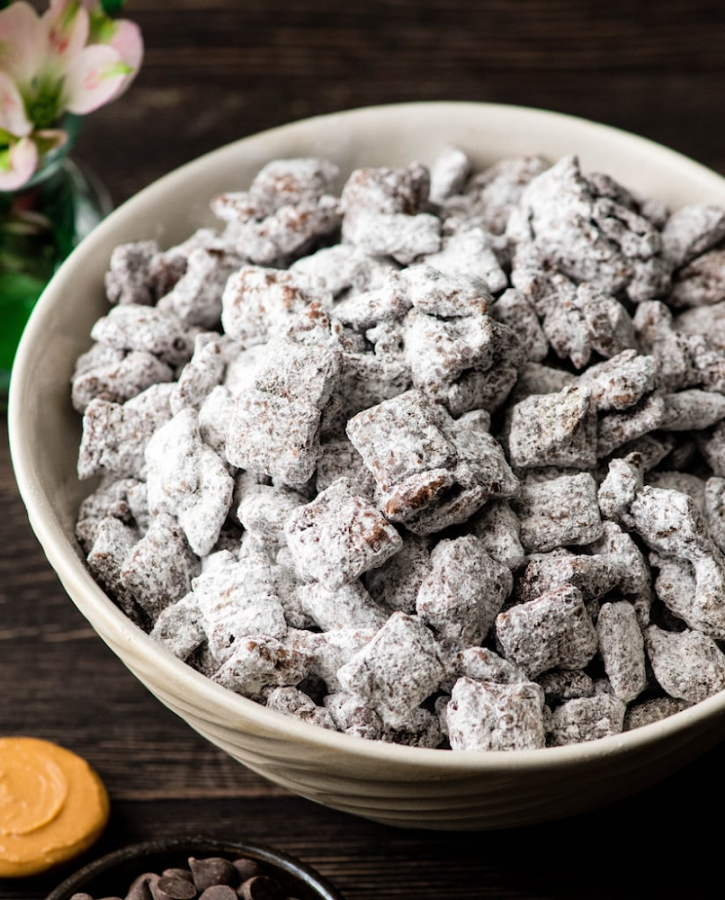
[11,103,725,830]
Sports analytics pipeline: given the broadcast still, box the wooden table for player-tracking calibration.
[3,2,725,897]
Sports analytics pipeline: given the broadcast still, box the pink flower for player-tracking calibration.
[0,134,37,190]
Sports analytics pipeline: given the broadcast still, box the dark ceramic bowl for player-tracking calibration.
[46,837,343,900]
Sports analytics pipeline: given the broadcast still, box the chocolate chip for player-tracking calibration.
[126,874,158,900]
[231,859,263,883]
[152,874,198,900]
[189,857,240,893]
[70,895,95,900]
[162,869,195,883]
[239,876,283,900]
[199,888,237,900]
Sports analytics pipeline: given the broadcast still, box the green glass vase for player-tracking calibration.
[0,116,112,395]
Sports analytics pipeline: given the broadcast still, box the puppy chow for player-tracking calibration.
[447,677,546,751]
[547,694,626,746]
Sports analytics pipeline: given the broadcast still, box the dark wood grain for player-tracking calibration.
[3,2,725,897]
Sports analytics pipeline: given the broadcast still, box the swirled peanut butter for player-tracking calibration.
[0,737,109,878]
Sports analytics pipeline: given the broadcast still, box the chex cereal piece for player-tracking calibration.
[78,398,162,481]
[266,686,336,730]
[646,471,706,510]
[290,243,394,296]
[337,612,445,724]
[661,204,725,268]
[284,478,402,590]
[514,473,603,552]
[90,304,199,368]
[597,392,665,458]
[315,439,376,497]
[447,677,546,751]
[145,408,234,557]
[699,421,725,477]
[170,334,237,415]
[578,350,659,412]
[346,390,457,521]
[237,484,307,547]
[296,580,388,632]
[75,477,138,553]
[105,240,160,306]
[333,279,411,332]
[382,707,442,748]
[212,636,312,699]
[509,362,575,403]
[516,552,618,605]
[597,455,643,523]
[449,647,528,688]
[596,601,646,702]
[148,592,205,661]
[704,477,725,552]
[158,247,241,330]
[536,670,594,706]
[193,549,287,663]
[286,627,376,692]
[628,485,714,562]
[591,521,652,626]
[212,158,342,265]
[495,585,599,678]
[490,288,548,363]
[416,536,512,648]
[126,480,150,533]
[425,224,508,293]
[590,196,662,259]
[645,625,725,703]
[401,265,492,317]
[650,554,725,640]
[345,210,441,265]
[468,500,526,570]
[198,384,234,456]
[226,389,321,486]
[661,389,725,431]
[509,240,577,317]
[119,513,200,622]
[86,517,142,625]
[548,695,626,746]
[365,532,431,614]
[334,350,411,424]
[221,265,330,348]
[324,692,383,740]
[676,301,725,350]
[509,385,597,470]
[252,334,340,410]
[670,248,725,308]
[71,350,174,414]
[429,145,470,205]
[624,696,692,731]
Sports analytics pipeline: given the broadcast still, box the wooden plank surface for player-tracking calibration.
[3,2,725,897]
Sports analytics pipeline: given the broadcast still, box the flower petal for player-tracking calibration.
[43,0,90,76]
[107,19,144,71]
[0,136,38,191]
[0,72,32,137]
[62,44,132,115]
[0,1,46,86]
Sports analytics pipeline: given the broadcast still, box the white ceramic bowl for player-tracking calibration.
[10,102,725,830]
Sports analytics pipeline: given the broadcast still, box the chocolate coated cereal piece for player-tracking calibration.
[597,392,665,458]
[547,694,626,746]
[120,513,200,622]
[105,240,159,306]
[645,624,725,703]
[676,301,725,349]
[624,696,692,731]
[170,335,236,415]
[416,536,512,648]
[77,400,155,481]
[284,478,402,590]
[578,350,659,412]
[401,265,492,318]
[212,635,311,698]
[661,204,725,268]
[337,612,445,724]
[590,521,652,626]
[495,585,599,678]
[447,677,546,751]
[324,691,384,740]
[490,288,548,363]
[75,477,137,553]
[509,385,597,470]
[149,592,205,660]
[315,439,376,498]
[536,669,595,706]
[197,385,234,456]
[597,601,646,702]
[290,243,395,296]
[237,484,307,547]
[468,500,526,570]
[597,456,643,523]
[449,647,528,688]
[287,627,376,692]
[424,225,508,294]
[296,580,388,632]
[332,279,411,332]
[516,552,618,605]
[71,350,174,414]
[266,686,336,730]
[87,517,142,624]
[514,473,603,552]
[365,531,431,613]
[253,334,340,410]
[628,485,713,562]
[221,265,330,349]
[429,145,470,204]
[381,706,442,748]
[670,248,725,308]
[509,362,575,403]
[661,389,725,431]
[90,304,199,367]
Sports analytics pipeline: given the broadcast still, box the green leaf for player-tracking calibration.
[101,0,126,15]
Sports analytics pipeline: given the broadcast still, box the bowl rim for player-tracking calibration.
[10,99,725,773]
[45,835,345,900]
